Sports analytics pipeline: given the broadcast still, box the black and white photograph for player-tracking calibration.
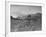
[5,1,46,37]
[10,5,42,32]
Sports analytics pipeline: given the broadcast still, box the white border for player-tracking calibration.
[6,1,46,37]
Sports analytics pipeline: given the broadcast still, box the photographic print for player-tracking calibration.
[10,5,42,32]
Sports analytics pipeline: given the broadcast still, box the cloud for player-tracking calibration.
[10,5,41,17]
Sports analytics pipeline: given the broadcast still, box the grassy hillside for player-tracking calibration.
[11,13,42,32]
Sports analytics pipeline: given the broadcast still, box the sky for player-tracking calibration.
[10,5,42,18]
